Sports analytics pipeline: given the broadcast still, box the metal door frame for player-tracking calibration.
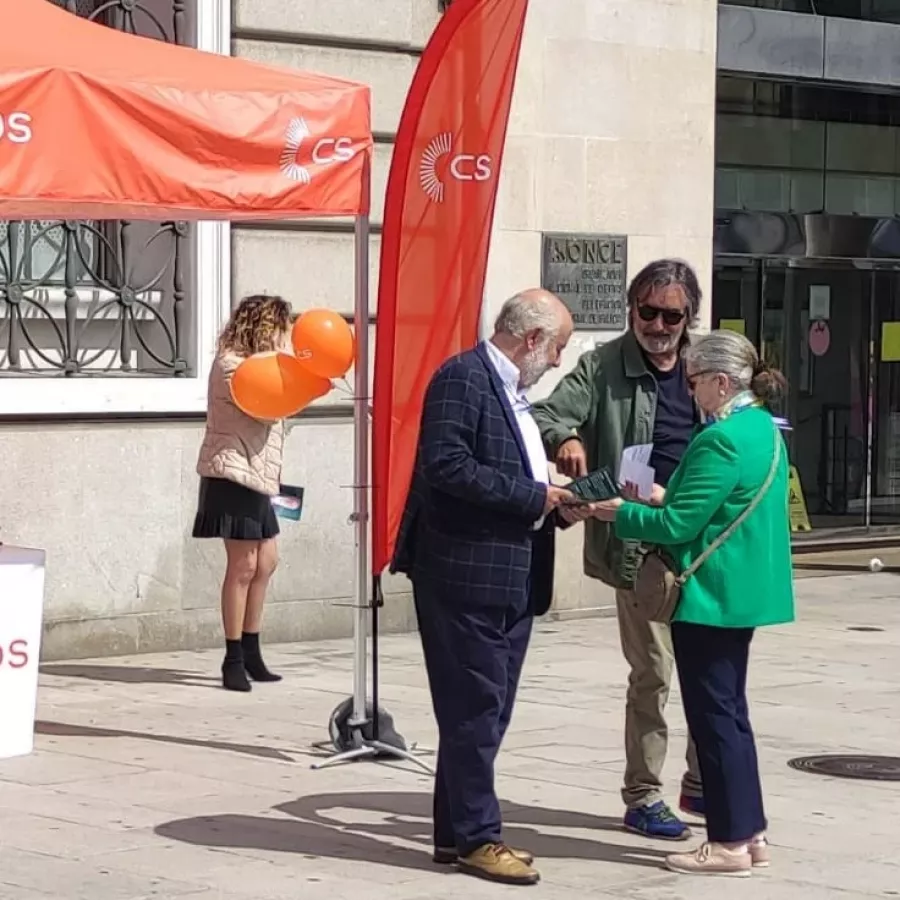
[713,253,900,536]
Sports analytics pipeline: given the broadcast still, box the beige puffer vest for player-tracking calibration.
[196,352,285,497]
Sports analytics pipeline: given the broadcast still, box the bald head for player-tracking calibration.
[493,288,572,340]
[491,288,573,389]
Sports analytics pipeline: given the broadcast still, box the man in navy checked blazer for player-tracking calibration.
[392,289,577,886]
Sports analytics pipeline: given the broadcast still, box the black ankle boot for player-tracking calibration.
[241,632,282,683]
[222,640,251,692]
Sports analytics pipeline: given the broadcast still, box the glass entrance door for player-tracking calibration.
[712,256,900,537]
[712,257,900,537]
[711,258,761,347]
[870,269,900,526]
[760,260,871,531]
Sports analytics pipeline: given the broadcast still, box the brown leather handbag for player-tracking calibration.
[634,427,782,624]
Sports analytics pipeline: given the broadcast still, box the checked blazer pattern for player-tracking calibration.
[392,343,558,614]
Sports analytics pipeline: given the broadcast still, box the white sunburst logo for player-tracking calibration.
[280,117,312,184]
[419,132,453,203]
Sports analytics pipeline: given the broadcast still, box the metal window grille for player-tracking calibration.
[0,0,196,377]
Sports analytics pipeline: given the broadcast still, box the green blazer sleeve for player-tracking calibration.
[531,350,596,457]
[615,428,741,545]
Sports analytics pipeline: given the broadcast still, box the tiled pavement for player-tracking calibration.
[1,572,898,899]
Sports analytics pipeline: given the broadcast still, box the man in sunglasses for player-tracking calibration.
[531,258,704,841]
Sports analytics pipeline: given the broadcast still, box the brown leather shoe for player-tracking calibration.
[457,843,540,885]
[433,845,535,866]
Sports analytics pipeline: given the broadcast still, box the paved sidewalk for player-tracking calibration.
[1,573,898,900]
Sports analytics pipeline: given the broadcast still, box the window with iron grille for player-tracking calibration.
[0,0,198,381]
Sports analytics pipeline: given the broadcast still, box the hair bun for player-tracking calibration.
[750,360,786,409]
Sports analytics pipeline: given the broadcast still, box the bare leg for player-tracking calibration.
[242,538,281,683]
[244,537,278,633]
[221,540,259,692]
[222,539,259,639]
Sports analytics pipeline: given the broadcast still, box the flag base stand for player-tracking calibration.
[311,740,432,773]
[309,578,434,776]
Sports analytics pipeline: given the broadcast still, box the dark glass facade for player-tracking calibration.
[721,0,900,24]
[713,70,900,537]
[717,76,900,219]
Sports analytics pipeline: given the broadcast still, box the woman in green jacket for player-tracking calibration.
[592,330,794,878]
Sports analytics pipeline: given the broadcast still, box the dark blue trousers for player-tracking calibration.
[672,622,767,843]
[413,576,532,855]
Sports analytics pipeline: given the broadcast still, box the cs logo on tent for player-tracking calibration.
[419,132,493,203]
[280,118,313,184]
[0,112,32,145]
[279,117,356,184]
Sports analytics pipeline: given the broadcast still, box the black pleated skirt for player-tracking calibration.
[192,476,280,541]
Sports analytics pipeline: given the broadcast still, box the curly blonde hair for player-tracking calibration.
[218,294,292,357]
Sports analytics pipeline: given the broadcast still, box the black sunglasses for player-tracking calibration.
[637,305,687,326]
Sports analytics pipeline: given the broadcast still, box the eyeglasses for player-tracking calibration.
[686,369,713,390]
[637,304,687,326]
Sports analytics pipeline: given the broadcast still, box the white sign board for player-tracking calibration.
[809,285,831,321]
[0,546,46,759]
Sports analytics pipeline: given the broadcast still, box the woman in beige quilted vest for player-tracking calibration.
[193,294,292,692]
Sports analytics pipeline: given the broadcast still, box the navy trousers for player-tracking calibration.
[672,622,767,843]
[413,576,532,855]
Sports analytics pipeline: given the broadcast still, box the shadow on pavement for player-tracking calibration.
[156,790,666,873]
[35,720,295,762]
[40,662,218,687]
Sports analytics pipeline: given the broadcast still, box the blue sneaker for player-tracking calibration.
[623,801,691,841]
[679,792,705,819]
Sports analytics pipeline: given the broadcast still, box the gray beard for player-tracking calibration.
[636,332,681,356]
[519,346,551,389]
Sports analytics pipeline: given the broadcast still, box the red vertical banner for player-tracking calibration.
[371,0,529,575]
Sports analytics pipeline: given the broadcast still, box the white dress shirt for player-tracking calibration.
[484,341,550,528]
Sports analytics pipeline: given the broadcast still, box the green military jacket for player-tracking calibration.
[533,331,690,588]
[616,406,795,629]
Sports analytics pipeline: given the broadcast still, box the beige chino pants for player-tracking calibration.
[615,587,703,809]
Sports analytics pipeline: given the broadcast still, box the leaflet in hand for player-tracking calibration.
[622,443,653,466]
[271,484,305,521]
[619,444,655,501]
[568,467,619,502]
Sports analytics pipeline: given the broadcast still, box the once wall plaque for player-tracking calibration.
[541,232,628,330]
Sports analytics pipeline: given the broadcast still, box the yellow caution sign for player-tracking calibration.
[719,318,746,336]
[788,466,812,533]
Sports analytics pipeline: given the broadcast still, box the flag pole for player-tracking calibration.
[311,159,432,774]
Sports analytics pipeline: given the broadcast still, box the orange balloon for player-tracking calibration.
[291,309,355,379]
[230,352,331,420]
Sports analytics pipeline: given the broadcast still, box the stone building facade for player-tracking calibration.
[1,0,716,659]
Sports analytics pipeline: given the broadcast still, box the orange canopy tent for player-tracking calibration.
[0,0,373,221]
[0,1,379,768]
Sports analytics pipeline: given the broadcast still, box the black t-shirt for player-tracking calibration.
[648,360,696,487]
